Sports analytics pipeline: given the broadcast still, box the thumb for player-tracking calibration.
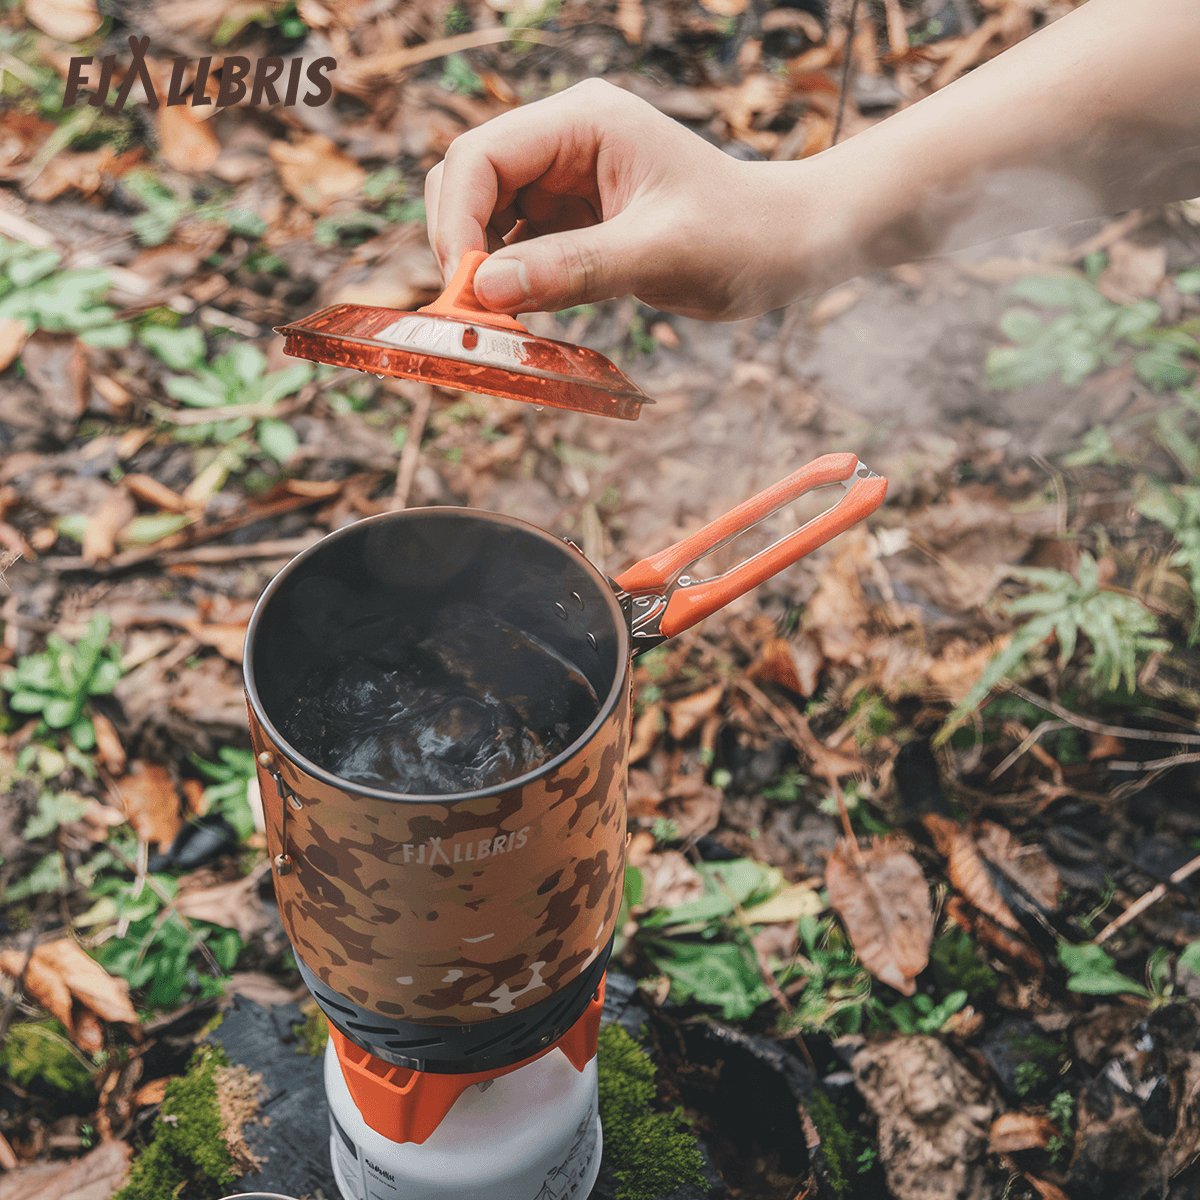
[473,220,646,313]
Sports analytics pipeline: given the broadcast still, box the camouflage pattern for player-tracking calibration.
[247,676,629,1025]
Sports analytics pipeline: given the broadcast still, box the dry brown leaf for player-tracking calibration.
[1088,732,1125,760]
[114,760,181,847]
[157,104,221,176]
[269,134,367,214]
[635,849,706,912]
[1097,239,1167,305]
[74,1008,104,1055]
[82,485,136,562]
[976,821,1061,911]
[91,710,127,777]
[826,836,932,995]
[989,1111,1057,1154]
[664,775,723,840]
[0,1138,130,1200]
[804,532,872,666]
[131,1076,171,1108]
[34,939,138,1026]
[225,971,300,1007]
[748,633,822,697]
[0,947,74,1032]
[627,767,664,819]
[629,703,663,763]
[923,813,1023,932]
[23,0,102,41]
[698,0,748,16]
[0,939,138,1040]
[182,619,247,663]
[175,863,271,942]
[945,896,1043,972]
[851,1036,997,1200]
[19,332,88,423]
[614,0,645,41]
[24,145,132,203]
[0,318,27,372]
[668,683,723,741]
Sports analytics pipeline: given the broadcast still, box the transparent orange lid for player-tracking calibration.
[275,251,651,421]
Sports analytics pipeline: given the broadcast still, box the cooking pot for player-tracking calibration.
[243,454,884,1075]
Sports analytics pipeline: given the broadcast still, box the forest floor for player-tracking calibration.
[2,0,1200,1198]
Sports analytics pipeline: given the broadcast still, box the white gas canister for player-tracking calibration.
[323,1036,602,1200]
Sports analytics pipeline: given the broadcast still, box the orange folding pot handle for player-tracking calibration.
[614,452,887,643]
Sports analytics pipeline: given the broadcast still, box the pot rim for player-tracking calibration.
[243,506,631,805]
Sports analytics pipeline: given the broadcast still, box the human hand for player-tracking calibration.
[424,78,821,322]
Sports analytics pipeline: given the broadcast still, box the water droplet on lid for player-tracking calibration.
[534,405,544,412]
[375,373,385,379]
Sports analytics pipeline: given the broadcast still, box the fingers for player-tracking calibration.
[473,211,657,312]
[428,79,628,277]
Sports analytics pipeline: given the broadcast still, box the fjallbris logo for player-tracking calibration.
[63,36,336,111]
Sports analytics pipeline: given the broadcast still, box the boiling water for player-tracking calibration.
[280,601,600,795]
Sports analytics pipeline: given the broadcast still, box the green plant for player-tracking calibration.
[1057,941,1149,997]
[881,988,968,1035]
[595,1023,706,1200]
[191,748,258,841]
[930,925,998,1001]
[1015,1060,1050,1096]
[986,267,1190,392]
[0,239,130,348]
[23,789,90,839]
[777,916,875,1037]
[295,1000,330,1057]
[651,817,682,845]
[942,551,1168,735]
[120,172,266,248]
[1137,479,1200,642]
[762,764,808,803]
[112,1045,238,1200]
[160,342,312,462]
[1,616,123,750]
[439,52,484,96]
[1045,1090,1074,1165]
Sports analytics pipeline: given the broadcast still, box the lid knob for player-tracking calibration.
[418,250,529,332]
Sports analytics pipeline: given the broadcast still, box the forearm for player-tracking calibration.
[768,0,1200,300]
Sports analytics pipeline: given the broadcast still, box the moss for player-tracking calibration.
[806,1089,854,1199]
[0,1020,96,1095]
[596,1023,706,1200]
[112,1045,237,1200]
[295,998,329,1057]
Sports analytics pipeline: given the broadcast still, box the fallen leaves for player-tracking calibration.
[112,760,182,847]
[0,938,138,1045]
[747,633,822,697]
[988,1110,1058,1154]
[269,134,367,214]
[174,861,271,942]
[157,105,222,176]
[0,1139,130,1200]
[852,1036,997,1200]
[923,813,1023,933]
[22,0,102,42]
[825,836,933,996]
[668,682,724,741]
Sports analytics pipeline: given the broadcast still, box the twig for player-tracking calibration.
[1006,683,1200,746]
[1093,850,1200,945]
[392,384,434,510]
[347,28,559,79]
[989,719,1071,781]
[1108,751,1200,772]
[158,536,321,566]
[831,0,861,146]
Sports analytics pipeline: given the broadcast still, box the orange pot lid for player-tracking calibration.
[275,250,651,421]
